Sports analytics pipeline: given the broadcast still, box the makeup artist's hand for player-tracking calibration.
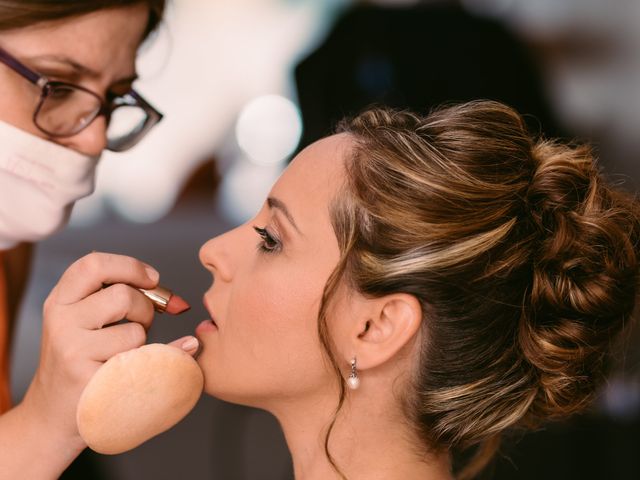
[18,252,198,454]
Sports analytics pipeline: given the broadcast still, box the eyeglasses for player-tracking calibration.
[0,47,163,152]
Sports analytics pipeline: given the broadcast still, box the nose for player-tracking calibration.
[199,228,240,283]
[57,115,108,157]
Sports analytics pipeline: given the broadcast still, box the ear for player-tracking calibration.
[346,293,422,371]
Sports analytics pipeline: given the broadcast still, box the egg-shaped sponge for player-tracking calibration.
[77,343,203,454]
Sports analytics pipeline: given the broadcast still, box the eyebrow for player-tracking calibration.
[27,54,138,84]
[267,197,302,234]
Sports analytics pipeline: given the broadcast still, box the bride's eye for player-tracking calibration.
[253,226,281,254]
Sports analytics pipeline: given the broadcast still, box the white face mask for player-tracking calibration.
[0,121,100,250]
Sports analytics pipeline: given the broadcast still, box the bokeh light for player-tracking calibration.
[235,94,303,166]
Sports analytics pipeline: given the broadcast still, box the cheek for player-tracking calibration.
[233,264,325,369]
[203,260,331,402]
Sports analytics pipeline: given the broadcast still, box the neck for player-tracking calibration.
[268,387,452,480]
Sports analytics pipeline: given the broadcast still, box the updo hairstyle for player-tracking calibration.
[318,100,640,478]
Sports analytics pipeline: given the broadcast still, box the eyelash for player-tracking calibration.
[253,226,281,254]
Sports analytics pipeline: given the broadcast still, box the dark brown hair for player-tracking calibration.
[0,0,166,39]
[319,100,640,478]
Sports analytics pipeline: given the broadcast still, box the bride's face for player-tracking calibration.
[196,134,351,407]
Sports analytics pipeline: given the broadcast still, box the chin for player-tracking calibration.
[203,386,269,411]
[199,373,278,410]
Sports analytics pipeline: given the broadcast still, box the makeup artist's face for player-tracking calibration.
[197,134,352,408]
[0,4,149,156]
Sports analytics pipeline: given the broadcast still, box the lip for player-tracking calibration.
[196,319,217,335]
[201,295,219,329]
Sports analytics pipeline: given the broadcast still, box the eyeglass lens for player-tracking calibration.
[36,84,151,150]
[37,85,101,136]
[107,105,149,149]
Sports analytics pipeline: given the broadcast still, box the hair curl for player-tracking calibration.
[317,100,640,478]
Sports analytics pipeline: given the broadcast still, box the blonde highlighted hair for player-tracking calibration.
[318,100,640,478]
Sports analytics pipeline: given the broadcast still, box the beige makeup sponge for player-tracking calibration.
[77,343,203,454]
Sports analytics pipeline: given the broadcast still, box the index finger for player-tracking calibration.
[51,252,160,305]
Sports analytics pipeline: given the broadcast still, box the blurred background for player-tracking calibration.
[10,0,640,478]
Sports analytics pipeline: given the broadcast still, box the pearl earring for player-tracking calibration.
[347,357,360,390]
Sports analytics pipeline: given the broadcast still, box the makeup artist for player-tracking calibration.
[0,2,198,477]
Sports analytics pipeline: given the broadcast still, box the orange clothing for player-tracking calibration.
[0,249,11,413]
[0,243,32,414]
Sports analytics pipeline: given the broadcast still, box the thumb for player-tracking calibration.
[168,335,200,357]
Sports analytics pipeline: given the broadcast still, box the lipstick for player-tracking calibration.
[139,285,190,314]
[102,283,190,314]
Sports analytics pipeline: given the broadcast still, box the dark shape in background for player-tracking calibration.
[295,4,564,151]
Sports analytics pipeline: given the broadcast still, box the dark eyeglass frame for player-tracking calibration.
[0,46,163,152]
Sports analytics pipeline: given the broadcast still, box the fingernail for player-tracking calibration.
[144,265,160,283]
[181,337,199,352]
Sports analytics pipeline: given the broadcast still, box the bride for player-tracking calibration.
[50,100,640,479]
